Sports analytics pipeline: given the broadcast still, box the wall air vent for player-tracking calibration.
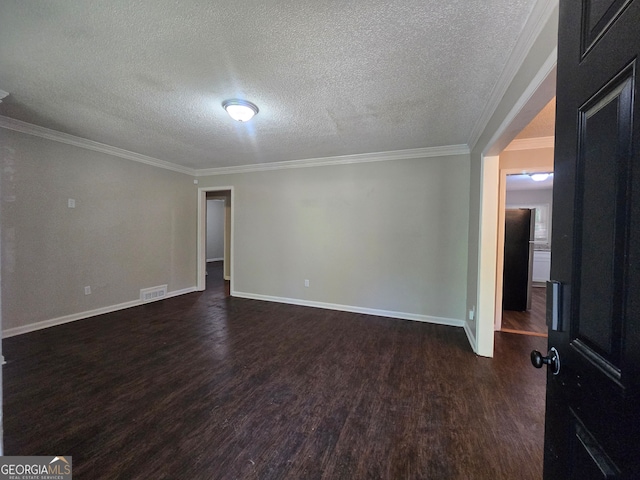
[140,285,168,303]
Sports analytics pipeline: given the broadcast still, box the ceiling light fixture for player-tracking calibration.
[530,173,551,182]
[222,99,259,122]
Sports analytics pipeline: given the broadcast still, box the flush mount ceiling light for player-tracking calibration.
[222,99,259,122]
[530,173,552,182]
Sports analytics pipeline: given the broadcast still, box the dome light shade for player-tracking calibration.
[222,99,259,122]
[530,173,551,182]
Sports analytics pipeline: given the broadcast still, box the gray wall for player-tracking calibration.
[506,188,553,210]
[506,187,553,248]
[2,127,470,332]
[198,154,470,322]
[206,199,225,260]
[1,129,196,332]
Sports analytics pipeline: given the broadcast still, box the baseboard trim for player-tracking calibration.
[165,287,198,299]
[207,258,224,262]
[463,321,478,353]
[232,291,465,328]
[3,287,197,338]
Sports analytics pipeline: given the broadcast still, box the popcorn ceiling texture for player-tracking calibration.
[515,97,556,140]
[0,0,537,170]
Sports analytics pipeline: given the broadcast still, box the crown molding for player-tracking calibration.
[503,135,554,151]
[0,115,196,176]
[195,144,470,177]
[0,115,470,178]
[467,0,558,151]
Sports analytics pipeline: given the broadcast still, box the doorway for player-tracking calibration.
[494,99,555,338]
[205,197,229,296]
[197,187,233,295]
[499,172,554,337]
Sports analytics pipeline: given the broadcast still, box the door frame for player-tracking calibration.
[476,50,557,356]
[494,166,553,331]
[197,186,234,292]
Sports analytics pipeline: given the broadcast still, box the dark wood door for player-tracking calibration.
[540,1,640,477]
[503,209,533,311]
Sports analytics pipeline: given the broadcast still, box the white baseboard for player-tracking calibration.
[207,258,224,262]
[2,286,197,338]
[224,276,231,281]
[4,287,467,340]
[165,287,198,299]
[463,321,477,353]
[231,291,465,328]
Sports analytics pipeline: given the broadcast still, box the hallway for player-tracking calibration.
[501,286,547,336]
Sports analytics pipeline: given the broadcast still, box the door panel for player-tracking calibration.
[571,413,620,479]
[581,0,633,57]
[575,65,634,370]
[541,0,640,478]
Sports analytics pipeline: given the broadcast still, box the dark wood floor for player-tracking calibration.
[3,280,546,479]
[501,286,547,336]
[206,260,230,298]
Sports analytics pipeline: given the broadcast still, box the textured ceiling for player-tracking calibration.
[514,97,556,140]
[0,0,539,170]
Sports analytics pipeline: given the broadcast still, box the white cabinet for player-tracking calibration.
[532,250,551,283]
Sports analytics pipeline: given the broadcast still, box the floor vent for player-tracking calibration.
[140,285,168,303]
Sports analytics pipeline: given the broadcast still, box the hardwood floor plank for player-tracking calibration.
[3,288,546,479]
[502,286,547,336]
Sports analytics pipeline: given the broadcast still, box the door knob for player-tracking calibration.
[530,347,560,375]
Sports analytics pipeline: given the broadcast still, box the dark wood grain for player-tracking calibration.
[206,260,230,298]
[3,287,546,479]
[502,286,547,336]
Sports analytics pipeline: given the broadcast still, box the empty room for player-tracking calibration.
[1,1,639,479]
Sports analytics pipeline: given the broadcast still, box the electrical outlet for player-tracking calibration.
[84,286,91,295]
[304,279,310,287]
[468,306,476,321]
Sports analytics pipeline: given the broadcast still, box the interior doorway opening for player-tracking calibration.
[475,55,556,357]
[492,97,555,338]
[499,172,554,337]
[205,197,229,296]
[197,187,233,295]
